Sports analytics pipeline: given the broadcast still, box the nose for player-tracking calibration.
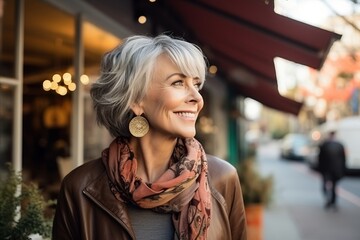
[187,85,203,104]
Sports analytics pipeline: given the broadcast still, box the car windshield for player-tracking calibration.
[284,134,309,147]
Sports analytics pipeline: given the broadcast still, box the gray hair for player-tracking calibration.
[90,34,207,137]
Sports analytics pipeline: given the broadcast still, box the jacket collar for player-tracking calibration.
[82,170,135,238]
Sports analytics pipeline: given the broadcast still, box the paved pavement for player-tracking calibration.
[256,141,360,240]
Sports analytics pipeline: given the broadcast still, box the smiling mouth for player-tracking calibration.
[174,111,197,119]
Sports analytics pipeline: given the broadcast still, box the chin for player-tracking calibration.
[179,131,196,138]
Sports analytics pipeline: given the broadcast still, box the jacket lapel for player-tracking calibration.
[83,171,135,237]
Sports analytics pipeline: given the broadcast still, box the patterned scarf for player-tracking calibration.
[102,137,211,240]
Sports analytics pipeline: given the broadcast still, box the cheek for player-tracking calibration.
[145,92,178,114]
[158,91,184,109]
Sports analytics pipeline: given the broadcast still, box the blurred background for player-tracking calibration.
[1,0,360,239]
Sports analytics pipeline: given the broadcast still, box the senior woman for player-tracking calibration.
[52,35,247,240]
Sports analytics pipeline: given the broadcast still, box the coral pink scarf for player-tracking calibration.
[102,137,211,240]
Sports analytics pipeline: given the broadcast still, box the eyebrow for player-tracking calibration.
[165,73,186,80]
[165,73,201,81]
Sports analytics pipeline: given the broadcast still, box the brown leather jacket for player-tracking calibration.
[52,155,247,240]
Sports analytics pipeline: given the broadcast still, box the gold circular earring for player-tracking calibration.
[129,115,149,137]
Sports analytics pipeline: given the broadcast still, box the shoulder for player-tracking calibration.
[206,154,239,194]
[319,140,330,150]
[61,158,105,193]
[207,154,237,181]
[206,154,246,236]
[335,140,345,147]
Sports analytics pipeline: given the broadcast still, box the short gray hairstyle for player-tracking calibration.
[90,34,207,137]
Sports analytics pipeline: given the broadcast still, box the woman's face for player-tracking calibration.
[139,54,204,138]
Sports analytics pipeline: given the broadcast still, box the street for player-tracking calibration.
[256,141,360,240]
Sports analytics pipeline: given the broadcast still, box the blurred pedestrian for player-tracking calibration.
[318,130,346,210]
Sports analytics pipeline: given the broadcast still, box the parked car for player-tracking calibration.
[280,133,311,161]
[304,140,320,170]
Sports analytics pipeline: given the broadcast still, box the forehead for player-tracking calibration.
[154,50,204,80]
[152,54,180,78]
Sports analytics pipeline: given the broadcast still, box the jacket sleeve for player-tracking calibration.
[52,177,81,240]
[227,167,248,240]
[207,155,247,240]
[318,143,325,172]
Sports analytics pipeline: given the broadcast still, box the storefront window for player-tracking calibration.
[0,0,16,78]
[0,84,14,175]
[1,0,125,185]
[23,0,74,188]
[83,21,121,161]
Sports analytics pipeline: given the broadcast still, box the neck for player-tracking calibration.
[129,134,178,183]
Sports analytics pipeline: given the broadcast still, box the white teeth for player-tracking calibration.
[176,112,196,118]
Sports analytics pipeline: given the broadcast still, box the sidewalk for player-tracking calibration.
[259,141,302,240]
[258,141,360,240]
[264,201,301,240]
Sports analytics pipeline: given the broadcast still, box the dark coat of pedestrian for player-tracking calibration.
[318,131,346,209]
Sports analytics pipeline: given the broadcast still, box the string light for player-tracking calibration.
[80,74,89,85]
[209,65,218,75]
[138,16,147,24]
[42,73,89,96]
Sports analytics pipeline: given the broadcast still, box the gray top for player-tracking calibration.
[127,205,175,240]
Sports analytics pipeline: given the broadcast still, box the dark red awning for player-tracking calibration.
[86,0,341,115]
[163,0,341,115]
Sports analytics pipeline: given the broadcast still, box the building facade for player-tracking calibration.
[0,0,234,192]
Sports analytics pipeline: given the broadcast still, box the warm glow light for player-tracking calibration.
[68,82,76,91]
[63,78,71,85]
[149,0,156,2]
[56,86,67,96]
[199,116,215,134]
[138,16,147,24]
[50,81,58,90]
[80,74,89,85]
[43,80,51,91]
[209,65,218,75]
[44,72,87,95]
[311,130,321,141]
[63,72,72,82]
[52,74,61,83]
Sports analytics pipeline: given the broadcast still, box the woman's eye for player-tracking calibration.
[194,82,202,91]
[172,80,184,86]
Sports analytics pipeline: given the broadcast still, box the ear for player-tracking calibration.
[130,102,144,116]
